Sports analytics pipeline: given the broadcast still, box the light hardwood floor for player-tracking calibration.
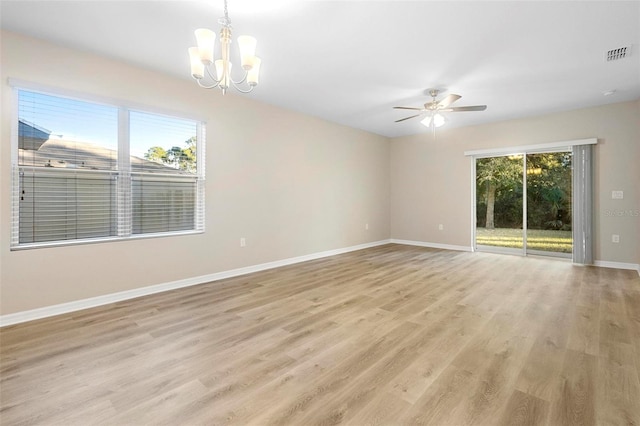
[1,244,639,425]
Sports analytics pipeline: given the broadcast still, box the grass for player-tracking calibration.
[476,227,572,253]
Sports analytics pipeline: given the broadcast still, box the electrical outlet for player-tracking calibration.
[365,223,369,230]
[612,234,620,243]
[438,224,444,231]
[612,190,624,199]
[240,237,246,247]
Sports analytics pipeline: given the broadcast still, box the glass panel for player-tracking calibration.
[526,152,573,256]
[18,90,118,170]
[476,155,524,251]
[129,111,198,175]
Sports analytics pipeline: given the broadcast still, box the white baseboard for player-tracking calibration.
[392,240,640,276]
[0,239,391,327]
[594,260,640,275]
[3,240,636,327]
[390,239,473,252]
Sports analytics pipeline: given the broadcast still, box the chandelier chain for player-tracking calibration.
[219,0,232,27]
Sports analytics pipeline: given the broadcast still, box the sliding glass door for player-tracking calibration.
[475,155,524,253]
[475,151,572,258]
[525,152,572,257]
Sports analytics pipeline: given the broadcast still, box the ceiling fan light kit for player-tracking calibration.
[421,113,446,128]
[188,0,261,94]
[394,89,487,133]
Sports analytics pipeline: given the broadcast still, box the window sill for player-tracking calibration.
[10,230,204,251]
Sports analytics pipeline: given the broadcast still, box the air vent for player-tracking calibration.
[606,46,630,62]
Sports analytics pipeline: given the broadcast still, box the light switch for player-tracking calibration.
[612,190,624,199]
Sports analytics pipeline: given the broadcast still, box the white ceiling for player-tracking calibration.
[1,1,639,138]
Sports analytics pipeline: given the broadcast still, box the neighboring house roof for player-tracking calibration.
[18,119,191,174]
[19,139,187,174]
[19,119,51,151]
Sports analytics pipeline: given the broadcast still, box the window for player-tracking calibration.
[12,87,205,249]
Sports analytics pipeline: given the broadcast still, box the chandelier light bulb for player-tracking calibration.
[188,47,205,79]
[247,57,261,86]
[194,29,216,65]
[237,35,257,70]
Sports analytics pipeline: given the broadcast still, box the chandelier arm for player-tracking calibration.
[194,67,222,89]
[231,84,255,94]
[196,79,221,89]
[230,69,249,86]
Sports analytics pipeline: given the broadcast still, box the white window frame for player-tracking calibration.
[10,79,206,250]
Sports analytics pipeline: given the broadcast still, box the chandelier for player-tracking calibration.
[188,0,261,94]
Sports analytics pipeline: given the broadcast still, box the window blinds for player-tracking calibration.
[572,144,593,265]
[12,87,204,248]
[18,170,117,243]
[132,175,197,234]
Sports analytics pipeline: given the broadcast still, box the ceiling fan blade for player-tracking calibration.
[437,94,461,108]
[395,114,421,123]
[393,106,423,110]
[442,105,487,112]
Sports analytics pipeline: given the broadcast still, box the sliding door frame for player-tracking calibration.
[472,152,527,256]
[466,138,597,261]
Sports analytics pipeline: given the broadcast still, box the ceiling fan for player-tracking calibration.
[393,89,487,129]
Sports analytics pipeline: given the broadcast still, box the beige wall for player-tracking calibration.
[1,30,638,317]
[0,31,390,315]
[391,100,640,265]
